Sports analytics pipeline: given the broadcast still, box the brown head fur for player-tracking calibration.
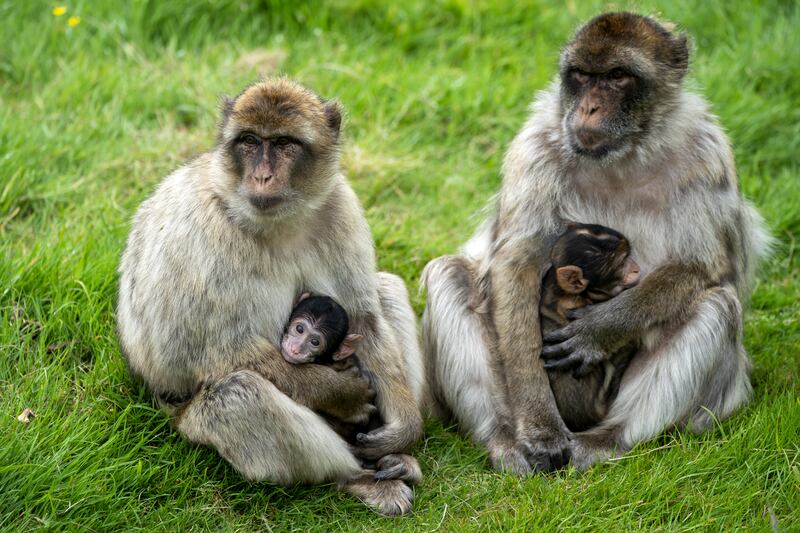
[562,13,688,80]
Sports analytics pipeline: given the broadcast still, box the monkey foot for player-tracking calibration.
[341,472,414,516]
[570,431,623,471]
[489,444,531,476]
[374,454,422,485]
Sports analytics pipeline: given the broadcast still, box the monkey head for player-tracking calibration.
[215,78,343,224]
[281,293,364,365]
[551,223,640,303]
[559,12,689,159]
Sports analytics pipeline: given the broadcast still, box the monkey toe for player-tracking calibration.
[354,423,415,461]
[518,435,573,473]
[342,473,414,516]
[374,454,422,485]
[489,445,532,476]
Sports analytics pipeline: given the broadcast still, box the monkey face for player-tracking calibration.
[216,80,343,224]
[560,66,647,159]
[558,13,689,159]
[281,317,328,364]
[231,132,306,212]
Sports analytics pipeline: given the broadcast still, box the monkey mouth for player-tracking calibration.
[248,194,285,211]
[281,352,313,365]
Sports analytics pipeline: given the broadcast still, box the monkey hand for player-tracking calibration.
[541,303,626,377]
[317,365,377,425]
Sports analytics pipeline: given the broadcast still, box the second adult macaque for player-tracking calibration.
[541,223,640,431]
[422,13,769,473]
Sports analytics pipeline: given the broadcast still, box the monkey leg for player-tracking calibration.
[421,256,524,471]
[178,369,416,514]
[572,286,751,469]
[177,370,362,484]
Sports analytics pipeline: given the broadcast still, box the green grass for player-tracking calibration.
[1,0,798,530]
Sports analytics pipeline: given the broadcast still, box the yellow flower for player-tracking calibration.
[52,6,66,16]
[67,15,80,27]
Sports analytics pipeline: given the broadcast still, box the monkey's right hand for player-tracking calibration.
[515,426,573,473]
[317,365,377,425]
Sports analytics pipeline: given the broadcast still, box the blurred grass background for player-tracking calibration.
[1,0,797,530]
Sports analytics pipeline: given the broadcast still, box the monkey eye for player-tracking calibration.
[310,338,320,347]
[571,70,590,84]
[608,68,629,80]
[295,324,304,334]
[240,133,261,145]
[273,136,293,147]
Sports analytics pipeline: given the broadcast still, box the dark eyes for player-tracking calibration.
[310,338,320,347]
[608,68,628,80]
[295,324,304,334]
[239,134,297,147]
[240,133,261,145]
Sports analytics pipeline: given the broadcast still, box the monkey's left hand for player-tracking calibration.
[541,302,632,377]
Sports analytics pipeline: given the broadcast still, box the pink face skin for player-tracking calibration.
[280,316,365,365]
[281,316,326,364]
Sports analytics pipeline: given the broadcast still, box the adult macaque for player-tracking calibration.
[117,79,424,515]
[541,223,640,432]
[422,13,769,473]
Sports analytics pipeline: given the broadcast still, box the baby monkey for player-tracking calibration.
[540,223,641,431]
[281,293,364,368]
[281,293,383,442]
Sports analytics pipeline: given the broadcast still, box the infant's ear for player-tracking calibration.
[332,334,364,361]
[556,265,588,294]
[295,292,312,304]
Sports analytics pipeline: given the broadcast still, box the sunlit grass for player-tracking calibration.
[1,1,797,530]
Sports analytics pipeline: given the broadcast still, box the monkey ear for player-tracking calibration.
[220,96,235,121]
[556,266,589,294]
[671,34,690,75]
[295,292,312,305]
[332,334,364,361]
[323,100,342,138]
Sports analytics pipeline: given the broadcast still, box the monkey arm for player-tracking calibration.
[347,307,424,460]
[542,262,713,374]
[243,338,375,423]
[488,238,573,471]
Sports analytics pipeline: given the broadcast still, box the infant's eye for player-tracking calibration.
[310,338,320,347]
[296,324,304,334]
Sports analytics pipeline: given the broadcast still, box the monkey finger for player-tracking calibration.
[541,341,575,360]
[543,327,575,344]
[373,463,405,481]
[543,353,582,371]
